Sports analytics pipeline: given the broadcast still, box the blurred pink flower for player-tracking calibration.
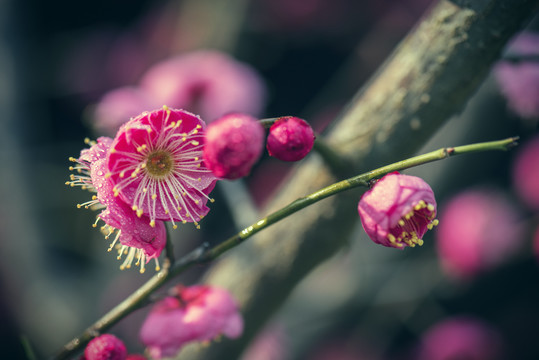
[533,226,539,262]
[84,334,127,360]
[494,31,539,120]
[417,316,503,360]
[357,172,438,249]
[266,116,315,162]
[68,137,167,273]
[139,285,243,359]
[512,135,539,210]
[203,113,265,179]
[107,107,217,229]
[92,87,154,136]
[140,50,266,122]
[436,188,524,279]
[240,324,288,360]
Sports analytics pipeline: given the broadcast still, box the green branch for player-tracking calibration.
[52,136,518,360]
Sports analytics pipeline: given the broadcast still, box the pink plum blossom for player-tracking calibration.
[140,50,266,122]
[139,285,243,359]
[93,87,154,136]
[107,106,218,229]
[512,135,539,210]
[266,116,315,162]
[417,316,503,360]
[68,137,166,273]
[357,172,438,249]
[494,31,539,120]
[203,113,265,179]
[436,188,524,279]
[84,334,127,360]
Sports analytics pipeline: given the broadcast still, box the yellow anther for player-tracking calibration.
[387,233,397,243]
[191,140,200,146]
[209,198,215,203]
[398,219,405,226]
[163,105,169,111]
[152,194,157,200]
[173,224,178,229]
[432,219,439,226]
[132,205,138,211]
[105,172,112,178]
[136,209,144,217]
[427,204,435,212]
[119,171,125,178]
[149,220,156,227]
[109,148,116,154]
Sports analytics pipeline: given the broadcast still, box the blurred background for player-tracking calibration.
[0,0,538,359]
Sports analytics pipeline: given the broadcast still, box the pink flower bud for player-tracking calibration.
[84,334,127,360]
[358,172,437,249]
[139,285,243,359]
[418,317,503,360]
[512,135,539,210]
[266,116,315,162]
[203,113,264,179]
[436,189,524,279]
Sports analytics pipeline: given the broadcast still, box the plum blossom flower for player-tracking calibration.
[68,137,166,273]
[84,334,127,360]
[494,31,539,120]
[357,172,438,249]
[266,116,315,162]
[436,188,524,279]
[140,50,266,122]
[512,135,539,210]
[139,284,243,359]
[417,316,503,360]
[203,113,265,179]
[107,106,218,229]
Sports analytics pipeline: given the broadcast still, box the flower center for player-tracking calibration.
[146,150,174,178]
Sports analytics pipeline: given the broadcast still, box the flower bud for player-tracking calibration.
[84,334,127,360]
[203,113,264,179]
[266,116,315,162]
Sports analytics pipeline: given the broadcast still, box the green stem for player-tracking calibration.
[52,136,518,360]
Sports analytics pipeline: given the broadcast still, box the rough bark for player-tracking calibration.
[177,0,539,358]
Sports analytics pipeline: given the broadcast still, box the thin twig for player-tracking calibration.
[51,136,518,360]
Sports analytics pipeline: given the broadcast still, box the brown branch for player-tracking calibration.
[177,0,539,359]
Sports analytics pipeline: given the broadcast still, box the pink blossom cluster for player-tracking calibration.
[139,284,243,359]
[68,107,218,272]
[92,50,267,135]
